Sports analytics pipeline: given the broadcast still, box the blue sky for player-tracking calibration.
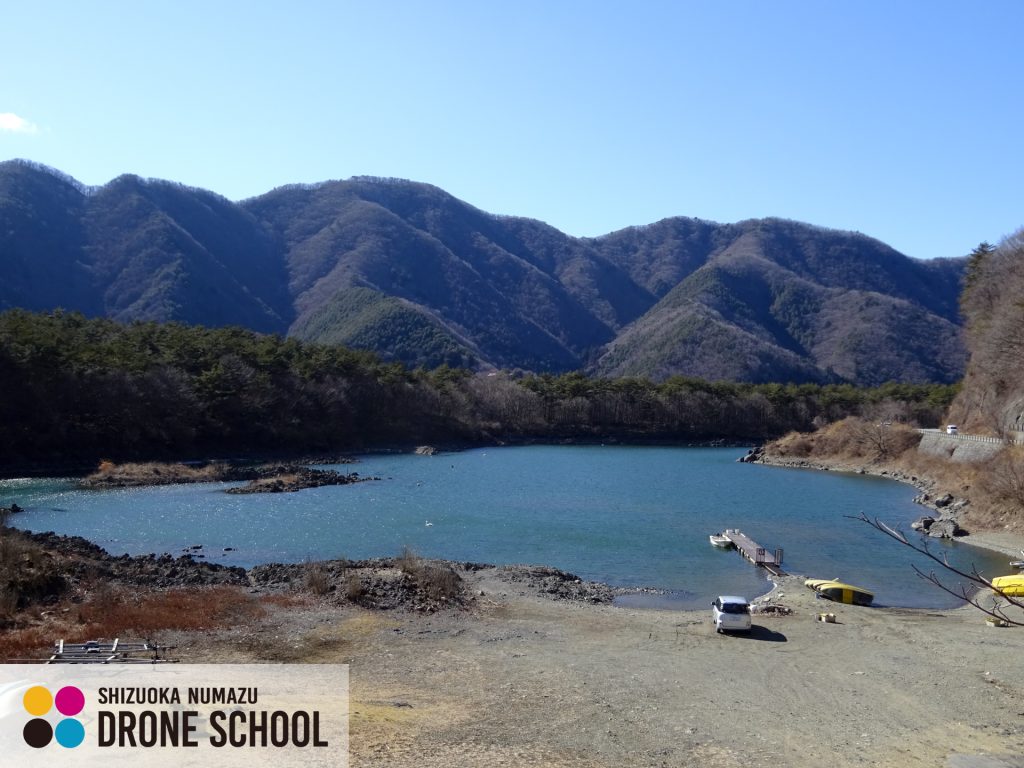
[2,1,1021,259]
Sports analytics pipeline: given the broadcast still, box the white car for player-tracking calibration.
[712,595,752,633]
[946,425,958,435]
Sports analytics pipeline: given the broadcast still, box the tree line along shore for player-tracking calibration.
[0,309,957,474]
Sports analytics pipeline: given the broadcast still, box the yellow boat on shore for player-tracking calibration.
[990,574,1024,597]
[805,578,874,606]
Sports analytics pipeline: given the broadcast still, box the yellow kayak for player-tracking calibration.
[990,574,1024,597]
[804,578,874,606]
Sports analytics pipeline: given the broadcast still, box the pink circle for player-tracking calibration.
[54,687,84,716]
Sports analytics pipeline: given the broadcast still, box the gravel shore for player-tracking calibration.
[6,524,1024,766]
[158,565,1024,768]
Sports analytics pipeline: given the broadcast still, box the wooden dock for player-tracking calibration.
[723,530,787,577]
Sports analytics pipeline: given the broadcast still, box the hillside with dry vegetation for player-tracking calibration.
[948,233,1024,435]
[757,229,1024,535]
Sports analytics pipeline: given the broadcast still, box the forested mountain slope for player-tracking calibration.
[0,160,968,384]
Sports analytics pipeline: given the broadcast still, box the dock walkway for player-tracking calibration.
[724,530,787,577]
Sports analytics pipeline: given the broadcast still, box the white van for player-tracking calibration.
[946,425,958,435]
[712,596,752,633]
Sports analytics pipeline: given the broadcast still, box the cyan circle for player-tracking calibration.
[55,718,85,748]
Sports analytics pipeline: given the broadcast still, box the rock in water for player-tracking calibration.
[927,519,962,538]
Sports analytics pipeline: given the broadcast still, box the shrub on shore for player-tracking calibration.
[344,573,365,602]
[968,446,1024,531]
[768,418,922,462]
[304,562,332,596]
[397,546,462,603]
[0,514,67,623]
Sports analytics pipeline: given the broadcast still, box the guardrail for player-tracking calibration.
[919,429,1024,446]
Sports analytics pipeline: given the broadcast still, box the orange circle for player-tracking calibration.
[23,686,53,716]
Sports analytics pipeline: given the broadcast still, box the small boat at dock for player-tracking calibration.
[805,578,874,606]
[709,531,734,549]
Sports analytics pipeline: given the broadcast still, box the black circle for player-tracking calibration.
[24,718,53,748]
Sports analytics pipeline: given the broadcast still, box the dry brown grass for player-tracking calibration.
[890,445,1024,531]
[396,545,420,574]
[768,419,1024,534]
[416,564,461,601]
[0,522,65,621]
[249,474,299,491]
[344,573,365,601]
[768,431,815,458]
[304,562,332,596]
[0,585,266,662]
[0,626,51,660]
[979,446,1024,505]
[75,585,265,635]
[896,451,979,492]
[0,588,17,619]
[395,546,461,602]
[958,447,1024,532]
[767,418,922,463]
[82,461,229,487]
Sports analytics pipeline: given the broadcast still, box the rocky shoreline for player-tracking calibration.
[24,530,250,588]
[8,528,625,616]
[223,466,374,494]
[740,445,975,540]
[75,460,371,494]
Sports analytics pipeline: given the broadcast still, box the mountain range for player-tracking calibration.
[0,159,968,385]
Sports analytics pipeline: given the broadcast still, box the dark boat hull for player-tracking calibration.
[817,585,874,606]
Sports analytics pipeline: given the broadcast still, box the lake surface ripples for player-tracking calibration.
[1,446,1007,609]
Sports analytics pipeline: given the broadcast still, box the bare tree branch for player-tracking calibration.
[909,565,1023,625]
[848,513,1024,622]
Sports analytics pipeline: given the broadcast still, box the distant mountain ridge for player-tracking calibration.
[0,159,968,384]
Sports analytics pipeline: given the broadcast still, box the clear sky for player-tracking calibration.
[2,1,1021,259]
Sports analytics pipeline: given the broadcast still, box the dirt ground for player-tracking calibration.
[162,568,1024,768]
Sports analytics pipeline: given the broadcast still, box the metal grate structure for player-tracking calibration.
[43,638,178,664]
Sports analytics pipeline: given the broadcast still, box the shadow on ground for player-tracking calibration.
[723,624,787,642]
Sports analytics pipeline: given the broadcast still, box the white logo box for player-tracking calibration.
[0,664,348,767]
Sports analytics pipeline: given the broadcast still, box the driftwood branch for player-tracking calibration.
[848,513,1024,625]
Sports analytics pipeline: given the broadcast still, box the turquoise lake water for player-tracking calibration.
[0,446,1008,609]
